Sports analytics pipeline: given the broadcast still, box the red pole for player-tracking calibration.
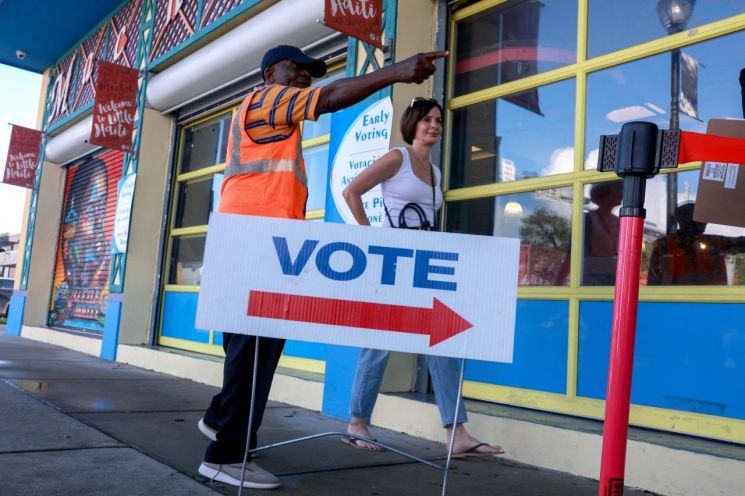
[598,215,645,496]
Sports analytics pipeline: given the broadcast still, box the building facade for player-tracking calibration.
[0,234,20,279]
[8,1,745,494]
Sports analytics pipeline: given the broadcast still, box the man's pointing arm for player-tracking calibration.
[314,51,449,116]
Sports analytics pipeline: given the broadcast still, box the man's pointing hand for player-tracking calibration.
[397,51,449,84]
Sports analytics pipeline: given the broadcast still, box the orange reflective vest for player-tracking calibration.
[218,91,308,219]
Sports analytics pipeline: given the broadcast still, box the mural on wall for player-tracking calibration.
[48,150,124,333]
[150,0,199,62]
[45,0,145,130]
[43,0,251,131]
[199,0,244,28]
[105,0,144,68]
[47,50,80,129]
[70,24,108,114]
[149,0,257,64]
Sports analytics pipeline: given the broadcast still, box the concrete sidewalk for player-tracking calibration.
[0,327,652,495]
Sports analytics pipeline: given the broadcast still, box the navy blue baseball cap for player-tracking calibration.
[261,45,327,79]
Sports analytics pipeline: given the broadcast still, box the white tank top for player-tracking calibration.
[381,147,443,228]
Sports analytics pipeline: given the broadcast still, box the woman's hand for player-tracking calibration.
[342,149,403,226]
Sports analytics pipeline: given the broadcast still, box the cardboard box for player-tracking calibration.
[693,119,745,228]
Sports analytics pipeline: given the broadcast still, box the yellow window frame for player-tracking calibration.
[447,0,745,443]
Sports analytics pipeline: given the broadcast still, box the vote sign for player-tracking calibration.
[196,214,520,362]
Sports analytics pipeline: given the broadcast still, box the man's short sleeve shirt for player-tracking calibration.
[245,85,322,142]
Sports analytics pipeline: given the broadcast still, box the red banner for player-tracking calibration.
[90,61,138,151]
[3,125,42,189]
[324,0,383,49]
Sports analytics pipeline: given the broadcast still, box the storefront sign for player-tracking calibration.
[323,0,383,48]
[325,96,392,226]
[3,125,41,189]
[196,214,520,362]
[112,173,137,254]
[90,61,138,151]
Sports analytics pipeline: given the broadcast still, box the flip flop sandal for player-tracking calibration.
[451,442,505,459]
[341,436,383,452]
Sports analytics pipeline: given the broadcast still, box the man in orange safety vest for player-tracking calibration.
[196,44,448,489]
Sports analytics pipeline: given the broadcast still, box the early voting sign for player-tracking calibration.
[325,95,392,226]
[196,214,520,362]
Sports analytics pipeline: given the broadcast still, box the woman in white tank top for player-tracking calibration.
[341,98,504,457]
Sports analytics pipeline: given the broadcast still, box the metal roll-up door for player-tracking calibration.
[48,150,124,334]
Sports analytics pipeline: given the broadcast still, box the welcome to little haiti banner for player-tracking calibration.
[89,61,138,152]
[3,125,42,189]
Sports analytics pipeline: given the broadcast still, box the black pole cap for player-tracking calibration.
[617,121,659,178]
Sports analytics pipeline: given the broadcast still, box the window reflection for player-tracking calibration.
[450,79,575,189]
[169,235,206,285]
[180,113,231,174]
[588,0,745,58]
[446,187,573,286]
[453,0,576,96]
[580,172,745,286]
[305,143,330,212]
[647,202,745,285]
[585,31,745,170]
[583,181,623,285]
[639,171,745,286]
[174,177,214,228]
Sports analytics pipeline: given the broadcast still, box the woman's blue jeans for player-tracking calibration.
[349,348,468,427]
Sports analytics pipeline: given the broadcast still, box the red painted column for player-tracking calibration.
[598,215,645,496]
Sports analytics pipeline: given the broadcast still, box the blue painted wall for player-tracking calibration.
[578,301,745,419]
[162,291,209,343]
[464,299,568,394]
[5,293,26,337]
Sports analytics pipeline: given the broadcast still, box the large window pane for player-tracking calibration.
[453,0,576,96]
[450,79,576,189]
[585,31,745,170]
[174,177,214,228]
[305,143,329,212]
[582,173,745,287]
[640,170,745,286]
[446,187,573,286]
[180,113,231,174]
[169,235,206,285]
[588,0,745,59]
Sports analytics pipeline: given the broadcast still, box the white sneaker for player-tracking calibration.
[197,417,217,441]
[198,461,280,489]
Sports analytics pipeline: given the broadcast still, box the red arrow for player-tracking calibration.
[247,290,473,347]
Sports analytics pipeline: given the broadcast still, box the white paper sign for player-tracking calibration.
[196,214,520,362]
[329,97,393,226]
[724,163,739,189]
[702,162,727,181]
[112,173,136,254]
